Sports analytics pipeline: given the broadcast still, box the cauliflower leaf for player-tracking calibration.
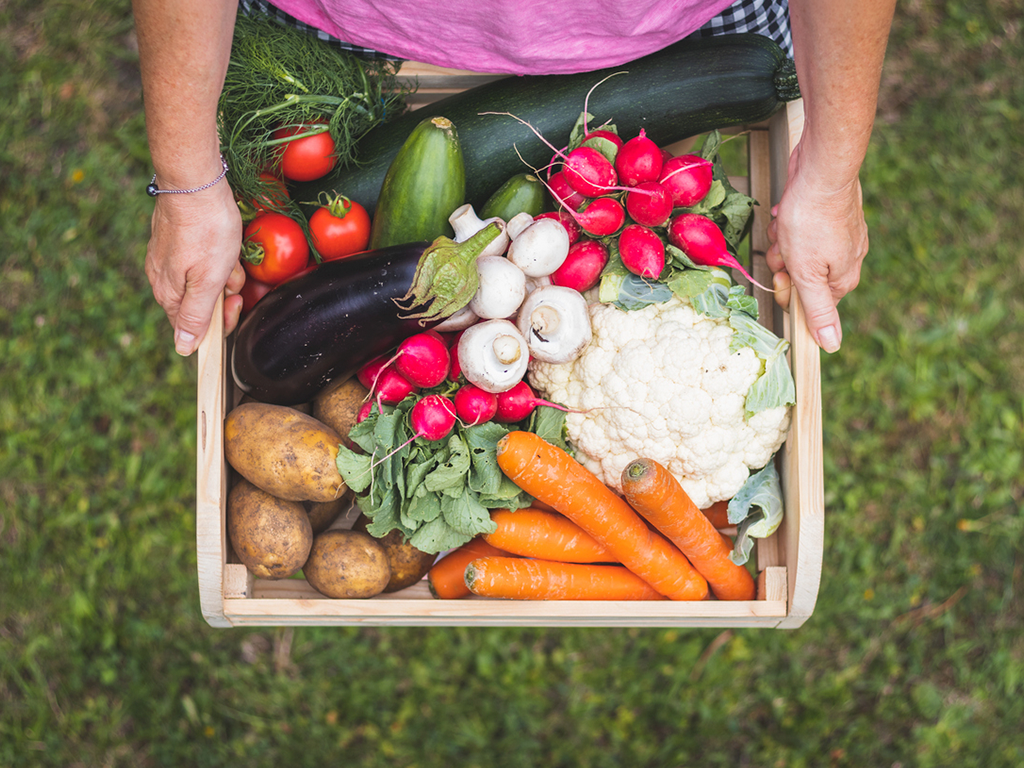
[726,462,785,565]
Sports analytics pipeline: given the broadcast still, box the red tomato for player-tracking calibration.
[250,172,290,212]
[242,213,310,285]
[309,195,371,260]
[239,274,274,316]
[272,122,337,182]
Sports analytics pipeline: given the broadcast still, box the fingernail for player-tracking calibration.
[175,329,196,356]
[818,325,841,353]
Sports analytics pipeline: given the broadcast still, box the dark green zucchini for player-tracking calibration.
[368,115,465,248]
[292,33,798,216]
[480,173,551,221]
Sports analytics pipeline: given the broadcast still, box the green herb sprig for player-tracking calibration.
[218,13,412,214]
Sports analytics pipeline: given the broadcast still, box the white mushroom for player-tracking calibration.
[523,274,552,297]
[448,204,509,258]
[457,319,530,393]
[505,211,535,241]
[433,303,480,332]
[469,256,527,319]
[506,217,571,277]
[516,285,592,364]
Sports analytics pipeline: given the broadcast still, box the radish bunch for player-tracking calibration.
[528,116,762,290]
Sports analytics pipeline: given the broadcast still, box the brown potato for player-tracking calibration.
[313,377,370,446]
[227,479,313,580]
[303,529,391,598]
[224,402,346,502]
[305,492,354,535]
[352,514,437,593]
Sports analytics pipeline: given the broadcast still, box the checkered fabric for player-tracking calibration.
[692,0,792,57]
[239,0,792,61]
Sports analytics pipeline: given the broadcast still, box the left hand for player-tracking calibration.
[765,139,869,353]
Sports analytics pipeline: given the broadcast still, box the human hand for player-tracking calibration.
[144,180,246,356]
[765,140,869,353]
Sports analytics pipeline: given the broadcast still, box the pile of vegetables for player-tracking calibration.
[219,30,801,601]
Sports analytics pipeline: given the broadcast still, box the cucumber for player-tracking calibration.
[480,173,551,221]
[367,115,465,249]
[293,33,799,216]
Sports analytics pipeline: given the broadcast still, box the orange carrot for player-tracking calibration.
[427,538,511,599]
[465,557,666,600]
[485,508,616,563]
[621,458,755,601]
[702,500,732,529]
[495,432,708,601]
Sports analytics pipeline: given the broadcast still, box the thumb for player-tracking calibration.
[794,277,843,354]
[174,279,220,356]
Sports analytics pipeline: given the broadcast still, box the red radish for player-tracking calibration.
[448,330,466,381]
[563,146,618,198]
[615,129,664,187]
[574,196,625,237]
[625,181,674,228]
[410,394,458,441]
[667,213,771,291]
[618,224,666,279]
[548,170,587,211]
[660,146,675,164]
[356,354,389,390]
[584,128,624,150]
[373,367,418,405]
[395,331,451,388]
[534,211,581,244]
[550,238,609,292]
[357,400,376,423]
[453,384,498,426]
[659,155,714,207]
[495,381,570,423]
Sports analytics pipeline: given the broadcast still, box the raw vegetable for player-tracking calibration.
[528,292,794,509]
[292,34,798,214]
[457,319,530,394]
[453,384,498,426]
[724,462,785,565]
[218,12,407,215]
[395,332,451,389]
[368,115,466,249]
[616,224,665,279]
[303,529,391,598]
[702,500,731,530]
[334,399,570,554]
[506,218,571,277]
[494,381,569,423]
[495,431,708,601]
[516,285,593,364]
[659,154,714,207]
[465,557,666,601]
[624,181,673,228]
[621,458,756,601]
[231,225,500,405]
[480,173,550,221]
[241,212,310,285]
[550,238,608,292]
[308,193,371,260]
[469,256,527,319]
[449,205,510,258]
[484,508,614,564]
[409,394,457,441]
[272,121,337,182]
[572,196,625,237]
[614,128,663,187]
[351,513,437,593]
[427,538,511,599]
[224,403,347,502]
[667,213,770,291]
[227,478,313,580]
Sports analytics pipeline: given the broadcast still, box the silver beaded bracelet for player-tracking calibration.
[146,155,230,197]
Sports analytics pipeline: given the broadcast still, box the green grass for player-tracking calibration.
[2,1,1022,765]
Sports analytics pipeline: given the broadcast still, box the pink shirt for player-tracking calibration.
[270,0,736,74]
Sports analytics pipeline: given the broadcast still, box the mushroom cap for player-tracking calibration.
[516,285,592,364]
[507,218,570,277]
[469,256,527,319]
[457,319,531,393]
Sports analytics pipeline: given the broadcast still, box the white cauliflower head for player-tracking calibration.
[528,296,791,509]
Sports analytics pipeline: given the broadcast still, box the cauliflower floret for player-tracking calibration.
[529,296,792,509]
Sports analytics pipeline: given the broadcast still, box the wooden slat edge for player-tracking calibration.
[768,100,824,629]
[196,293,233,628]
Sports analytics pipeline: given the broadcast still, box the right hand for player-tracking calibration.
[144,179,246,356]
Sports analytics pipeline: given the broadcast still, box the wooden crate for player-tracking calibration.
[195,69,822,628]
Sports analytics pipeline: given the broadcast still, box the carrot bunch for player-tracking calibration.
[427,432,756,602]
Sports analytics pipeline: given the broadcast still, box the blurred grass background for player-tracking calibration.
[1,1,1022,765]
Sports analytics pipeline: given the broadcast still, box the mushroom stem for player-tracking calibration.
[530,305,561,339]
[492,335,523,366]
